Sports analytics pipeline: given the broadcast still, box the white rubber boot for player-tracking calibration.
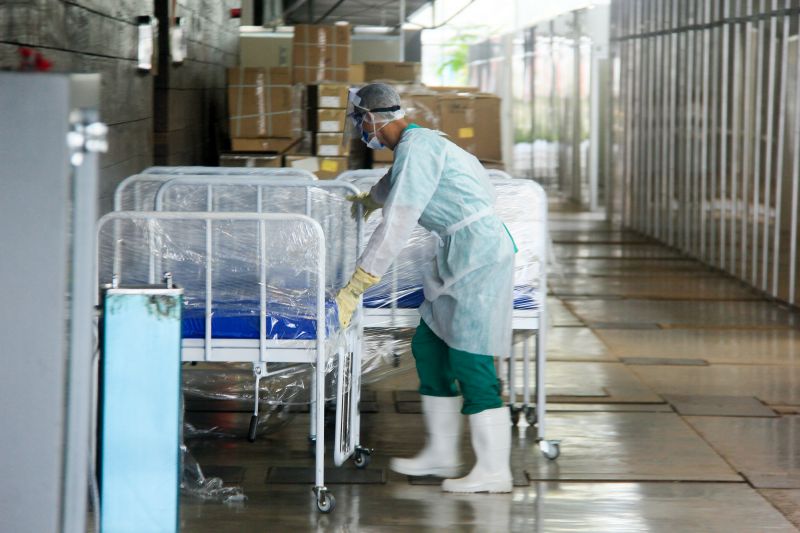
[390,395,463,477]
[441,407,512,493]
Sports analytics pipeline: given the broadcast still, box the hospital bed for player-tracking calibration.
[337,168,560,460]
[148,176,370,460]
[97,210,356,513]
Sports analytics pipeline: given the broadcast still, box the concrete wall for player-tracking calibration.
[0,0,239,214]
[154,0,239,170]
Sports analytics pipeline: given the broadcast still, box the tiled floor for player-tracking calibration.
[177,206,800,532]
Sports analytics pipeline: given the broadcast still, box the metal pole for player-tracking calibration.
[709,0,720,264]
[740,0,754,279]
[771,0,790,296]
[761,0,779,290]
[668,0,680,246]
[750,1,766,285]
[730,0,742,274]
[700,0,711,260]
[684,0,696,253]
[399,0,406,61]
[788,6,800,304]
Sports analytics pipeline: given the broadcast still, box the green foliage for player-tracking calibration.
[437,33,479,84]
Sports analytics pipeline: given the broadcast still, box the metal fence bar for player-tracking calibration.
[761,0,779,290]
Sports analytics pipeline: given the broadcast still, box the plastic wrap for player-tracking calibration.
[97,212,342,415]
[114,168,315,211]
[181,444,246,504]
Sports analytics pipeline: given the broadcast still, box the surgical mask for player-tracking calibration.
[361,116,389,150]
[363,130,385,150]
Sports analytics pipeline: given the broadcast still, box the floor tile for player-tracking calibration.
[523,412,740,482]
[595,328,800,365]
[663,394,777,417]
[549,276,760,300]
[686,416,800,486]
[633,365,800,405]
[545,327,617,361]
[565,299,799,328]
[760,489,800,530]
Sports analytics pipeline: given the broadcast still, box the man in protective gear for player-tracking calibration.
[336,83,515,494]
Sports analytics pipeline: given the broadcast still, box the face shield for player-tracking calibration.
[344,87,406,150]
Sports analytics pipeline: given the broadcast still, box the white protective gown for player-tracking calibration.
[358,127,514,356]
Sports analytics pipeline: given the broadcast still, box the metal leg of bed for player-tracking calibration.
[507,344,519,425]
[313,337,333,512]
[535,326,560,460]
[350,328,372,469]
[247,363,266,443]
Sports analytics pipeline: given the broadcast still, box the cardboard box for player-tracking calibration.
[284,155,349,179]
[426,85,480,93]
[371,162,392,170]
[231,137,299,153]
[240,34,292,69]
[349,64,365,84]
[315,133,349,156]
[292,24,351,84]
[220,153,282,167]
[438,94,476,153]
[227,67,300,138]
[307,83,350,109]
[372,147,393,163]
[364,61,421,83]
[316,109,346,133]
[402,92,440,130]
[472,94,501,162]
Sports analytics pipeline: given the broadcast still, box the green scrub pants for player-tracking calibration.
[411,320,503,415]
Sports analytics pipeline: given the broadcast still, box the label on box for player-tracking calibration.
[320,120,340,132]
[318,145,340,156]
[320,159,340,173]
[320,96,343,107]
[458,127,475,139]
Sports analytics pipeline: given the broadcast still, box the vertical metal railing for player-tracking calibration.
[610,0,800,307]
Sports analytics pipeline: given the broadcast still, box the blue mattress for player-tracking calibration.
[181,286,538,341]
[362,285,539,310]
[182,299,337,340]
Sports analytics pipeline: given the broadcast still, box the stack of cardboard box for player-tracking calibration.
[227,67,302,153]
[292,24,351,84]
[284,83,351,179]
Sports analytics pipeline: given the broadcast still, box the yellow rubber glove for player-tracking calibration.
[335,267,381,329]
[346,192,382,221]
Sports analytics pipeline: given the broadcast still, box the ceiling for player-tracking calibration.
[283,0,430,28]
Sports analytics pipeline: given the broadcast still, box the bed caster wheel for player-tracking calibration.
[247,415,258,443]
[509,405,521,426]
[353,447,372,469]
[524,406,537,426]
[316,489,335,513]
[540,440,560,461]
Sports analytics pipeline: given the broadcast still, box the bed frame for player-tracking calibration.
[97,211,350,513]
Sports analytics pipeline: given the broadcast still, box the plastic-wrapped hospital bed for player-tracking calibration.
[337,168,560,460]
[97,209,355,513]
[149,176,370,458]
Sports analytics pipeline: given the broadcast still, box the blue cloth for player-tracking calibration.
[358,127,515,356]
